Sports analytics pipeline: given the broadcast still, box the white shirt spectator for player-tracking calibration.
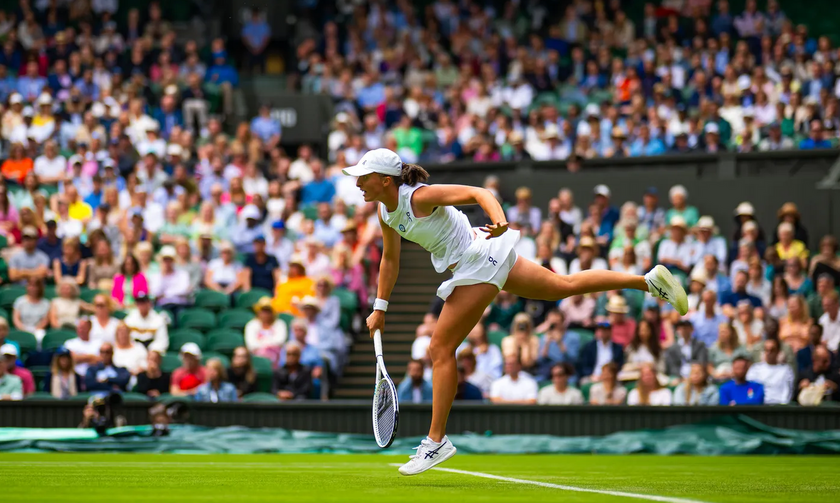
[657,239,696,269]
[90,317,120,344]
[569,257,609,275]
[34,154,66,180]
[289,159,314,183]
[123,309,169,354]
[244,318,288,353]
[733,318,765,346]
[206,258,242,286]
[64,337,101,376]
[538,385,584,405]
[113,343,148,374]
[514,236,537,263]
[593,340,614,378]
[466,370,494,396]
[141,202,165,234]
[818,311,840,352]
[627,387,673,406]
[490,373,538,402]
[411,335,431,360]
[529,140,571,161]
[746,361,794,404]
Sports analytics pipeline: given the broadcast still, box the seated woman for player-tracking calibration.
[227,346,258,398]
[193,358,239,403]
[588,362,627,405]
[86,239,119,290]
[49,277,91,329]
[44,347,81,399]
[12,278,50,340]
[627,363,672,406]
[133,351,171,399]
[672,363,718,406]
[112,322,148,375]
[778,295,813,352]
[243,297,288,364]
[111,254,148,310]
[783,258,813,297]
[809,235,840,284]
[500,312,540,371]
[621,319,664,376]
[709,321,750,382]
[52,237,87,287]
[205,241,244,296]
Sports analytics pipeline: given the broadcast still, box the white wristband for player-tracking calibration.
[373,298,389,312]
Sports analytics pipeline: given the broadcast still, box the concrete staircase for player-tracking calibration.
[333,241,448,399]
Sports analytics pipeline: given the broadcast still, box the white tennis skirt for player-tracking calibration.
[436,228,521,301]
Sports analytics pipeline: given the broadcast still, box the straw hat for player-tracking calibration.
[296,295,321,311]
[734,202,755,217]
[669,215,688,229]
[777,202,800,220]
[252,296,275,314]
[605,296,630,314]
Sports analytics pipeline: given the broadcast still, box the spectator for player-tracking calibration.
[411,323,433,371]
[746,339,794,404]
[673,363,719,405]
[501,312,539,371]
[279,319,325,379]
[627,363,672,406]
[665,319,709,380]
[721,270,763,310]
[578,322,624,384]
[664,185,699,229]
[0,344,33,396]
[84,342,130,392]
[133,351,170,399]
[273,341,313,401]
[228,346,258,399]
[506,187,541,231]
[9,226,50,284]
[745,259,771,307]
[464,323,503,380]
[298,295,346,374]
[783,257,813,297]
[111,254,148,310]
[455,364,484,401]
[53,237,87,287]
[49,277,88,329]
[809,236,840,283]
[774,203,809,246]
[37,218,63,265]
[89,294,119,343]
[779,295,813,352]
[693,216,728,267]
[691,290,729,348]
[86,239,119,290]
[799,120,832,149]
[12,278,50,338]
[456,349,493,397]
[149,245,193,310]
[535,310,581,381]
[569,236,608,274]
[819,291,840,352]
[112,322,147,375]
[776,223,809,268]
[243,236,280,293]
[796,346,840,404]
[490,355,538,404]
[588,362,628,405]
[123,292,169,354]
[604,296,636,347]
[44,347,81,399]
[622,319,664,376]
[657,216,695,276]
[637,187,666,239]
[0,355,23,400]
[709,321,751,383]
[271,256,314,317]
[244,297,287,364]
[767,276,790,320]
[194,358,238,403]
[170,342,206,397]
[538,363,584,405]
[807,274,836,320]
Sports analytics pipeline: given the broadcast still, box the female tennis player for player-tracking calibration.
[343,148,687,476]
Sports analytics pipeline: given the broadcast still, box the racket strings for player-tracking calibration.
[373,380,397,446]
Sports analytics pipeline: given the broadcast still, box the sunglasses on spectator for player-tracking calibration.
[552,372,566,378]
[95,303,107,308]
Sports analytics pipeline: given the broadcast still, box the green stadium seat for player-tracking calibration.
[194,290,231,312]
[218,309,253,331]
[235,289,272,309]
[121,392,152,402]
[68,392,94,402]
[333,288,358,332]
[278,312,295,327]
[79,288,101,304]
[6,329,37,354]
[580,382,593,402]
[0,286,25,310]
[168,329,207,352]
[113,310,127,320]
[161,353,182,373]
[487,330,507,348]
[44,285,57,299]
[206,329,245,355]
[575,329,595,346]
[25,391,57,400]
[301,206,319,220]
[202,351,231,368]
[42,329,76,350]
[251,356,274,393]
[242,392,280,403]
[0,307,8,322]
[28,365,51,391]
[177,308,217,330]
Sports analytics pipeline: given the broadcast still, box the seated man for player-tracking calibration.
[148,246,193,312]
[489,355,538,404]
[454,364,484,401]
[123,292,169,354]
[577,321,623,384]
[720,270,762,312]
[796,346,840,403]
[537,363,584,405]
[170,343,207,397]
[9,227,50,284]
[64,318,102,377]
[746,339,794,404]
[664,319,709,380]
[84,342,130,392]
[0,356,23,400]
[719,356,765,405]
[272,342,313,401]
[0,344,34,396]
[397,359,433,404]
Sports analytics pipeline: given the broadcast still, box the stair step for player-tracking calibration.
[334,388,380,398]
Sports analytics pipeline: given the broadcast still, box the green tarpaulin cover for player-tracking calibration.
[1,416,838,455]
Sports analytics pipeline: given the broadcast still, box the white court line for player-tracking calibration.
[388,464,713,503]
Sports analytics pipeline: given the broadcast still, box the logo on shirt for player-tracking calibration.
[405,211,413,223]
[488,256,498,266]
[398,224,406,233]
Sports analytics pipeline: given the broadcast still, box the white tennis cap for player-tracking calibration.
[342,148,403,177]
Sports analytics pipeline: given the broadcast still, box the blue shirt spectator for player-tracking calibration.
[799,137,832,150]
[720,289,762,308]
[194,381,239,402]
[357,79,386,109]
[206,52,240,87]
[250,113,281,143]
[242,13,271,52]
[719,379,764,405]
[84,358,131,392]
[629,135,666,157]
[301,178,336,206]
[690,310,729,348]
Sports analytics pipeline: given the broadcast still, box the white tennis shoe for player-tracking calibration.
[398,436,457,476]
[645,265,689,316]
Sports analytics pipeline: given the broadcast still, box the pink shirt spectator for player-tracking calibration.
[560,296,596,327]
[111,273,149,306]
[610,318,637,347]
[10,366,35,395]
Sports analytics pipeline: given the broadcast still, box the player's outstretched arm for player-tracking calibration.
[367,210,401,337]
[413,185,506,228]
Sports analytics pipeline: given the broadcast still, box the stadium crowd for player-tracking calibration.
[302,0,840,165]
[0,0,378,403]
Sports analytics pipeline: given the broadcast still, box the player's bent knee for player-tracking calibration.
[428,339,457,365]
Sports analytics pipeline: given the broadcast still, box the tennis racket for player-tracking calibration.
[372,329,399,448]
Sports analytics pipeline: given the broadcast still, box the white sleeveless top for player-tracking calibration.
[379,183,473,273]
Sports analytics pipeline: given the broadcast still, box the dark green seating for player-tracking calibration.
[6,329,37,354]
[0,286,25,310]
[242,392,280,403]
[202,351,231,368]
[487,330,507,348]
[235,289,272,309]
[177,308,217,331]
[168,329,207,352]
[161,352,182,373]
[218,309,253,331]
[206,329,245,355]
[252,356,274,393]
[194,290,231,312]
[42,329,76,350]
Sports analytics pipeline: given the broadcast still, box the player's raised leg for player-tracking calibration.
[398,282,499,476]
[503,258,688,315]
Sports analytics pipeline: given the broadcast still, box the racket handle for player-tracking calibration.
[373,329,383,357]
